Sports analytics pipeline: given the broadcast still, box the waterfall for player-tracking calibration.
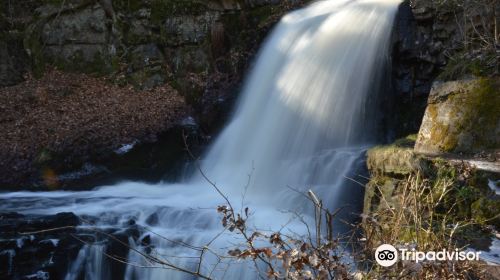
[0,0,401,279]
[198,0,399,205]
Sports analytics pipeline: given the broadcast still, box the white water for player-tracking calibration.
[0,0,400,279]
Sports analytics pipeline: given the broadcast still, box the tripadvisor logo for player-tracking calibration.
[375,244,398,267]
[374,244,481,267]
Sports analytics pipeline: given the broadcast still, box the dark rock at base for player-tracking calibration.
[105,232,129,280]
[0,212,79,235]
[0,211,149,279]
[145,212,159,226]
[0,212,82,280]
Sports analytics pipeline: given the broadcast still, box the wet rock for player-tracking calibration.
[145,212,159,226]
[105,231,132,280]
[0,212,82,280]
[140,234,151,247]
[0,211,154,279]
[0,212,80,235]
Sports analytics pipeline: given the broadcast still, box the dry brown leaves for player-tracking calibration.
[0,68,188,186]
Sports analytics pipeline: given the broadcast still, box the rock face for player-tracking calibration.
[388,2,449,138]
[0,1,32,87]
[2,0,306,128]
[388,0,496,139]
[415,77,500,155]
[21,0,304,101]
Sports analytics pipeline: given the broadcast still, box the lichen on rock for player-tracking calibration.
[415,77,500,156]
[366,134,427,176]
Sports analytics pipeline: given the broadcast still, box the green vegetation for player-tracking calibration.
[363,139,499,278]
[438,51,499,81]
[366,135,426,176]
[365,139,499,243]
[151,0,207,24]
[112,0,143,13]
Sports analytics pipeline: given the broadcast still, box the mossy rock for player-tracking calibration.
[366,136,428,177]
[471,197,500,229]
[151,0,208,24]
[363,175,399,217]
[112,0,145,13]
[415,77,500,155]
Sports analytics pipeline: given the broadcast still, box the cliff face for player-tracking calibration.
[389,0,498,139]
[390,0,499,158]
[4,0,305,114]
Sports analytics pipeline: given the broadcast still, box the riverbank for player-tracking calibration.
[0,69,188,189]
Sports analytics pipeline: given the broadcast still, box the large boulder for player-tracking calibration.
[415,77,500,156]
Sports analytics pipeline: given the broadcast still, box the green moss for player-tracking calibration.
[428,159,500,227]
[363,175,397,216]
[41,0,66,4]
[426,102,459,152]
[438,51,497,81]
[471,198,500,228]
[469,78,500,149]
[248,6,276,27]
[425,77,499,153]
[447,77,499,152]
[366,141,427,176]
[393,134,417,148]
[151,0,207,24]
[364,136,499,250]
[112,0,143,12]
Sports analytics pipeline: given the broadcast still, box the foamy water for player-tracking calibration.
[0,0,402,278]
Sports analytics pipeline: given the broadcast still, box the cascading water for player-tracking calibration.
[0,0,401,279]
